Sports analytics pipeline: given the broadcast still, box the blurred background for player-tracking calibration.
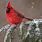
[0,0,42,42]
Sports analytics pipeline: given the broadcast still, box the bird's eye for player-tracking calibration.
[6,7,10,13]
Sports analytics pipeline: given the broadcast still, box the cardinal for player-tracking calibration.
[6,2,32,25]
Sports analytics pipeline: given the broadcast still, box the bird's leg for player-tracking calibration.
[4,24,16,42]
[0,24,11,32]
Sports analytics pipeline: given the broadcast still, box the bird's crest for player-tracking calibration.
[7,2,12,8]
[6,2,12,13]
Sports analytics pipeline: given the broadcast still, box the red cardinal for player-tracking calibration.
[6,2,32,24]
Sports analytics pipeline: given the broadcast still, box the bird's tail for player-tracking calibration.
[25,17,33,21]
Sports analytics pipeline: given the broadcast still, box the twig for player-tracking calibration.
[4,24,16,42]
[0,24,10,32]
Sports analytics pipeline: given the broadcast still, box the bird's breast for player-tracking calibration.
[6,14,23,24]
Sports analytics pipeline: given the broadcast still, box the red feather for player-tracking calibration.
[6,2,32,24]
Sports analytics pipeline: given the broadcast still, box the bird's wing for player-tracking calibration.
[14,9,25,18]
[14,9,33,21]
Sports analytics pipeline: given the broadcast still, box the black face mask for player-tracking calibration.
[6,7,10,13]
